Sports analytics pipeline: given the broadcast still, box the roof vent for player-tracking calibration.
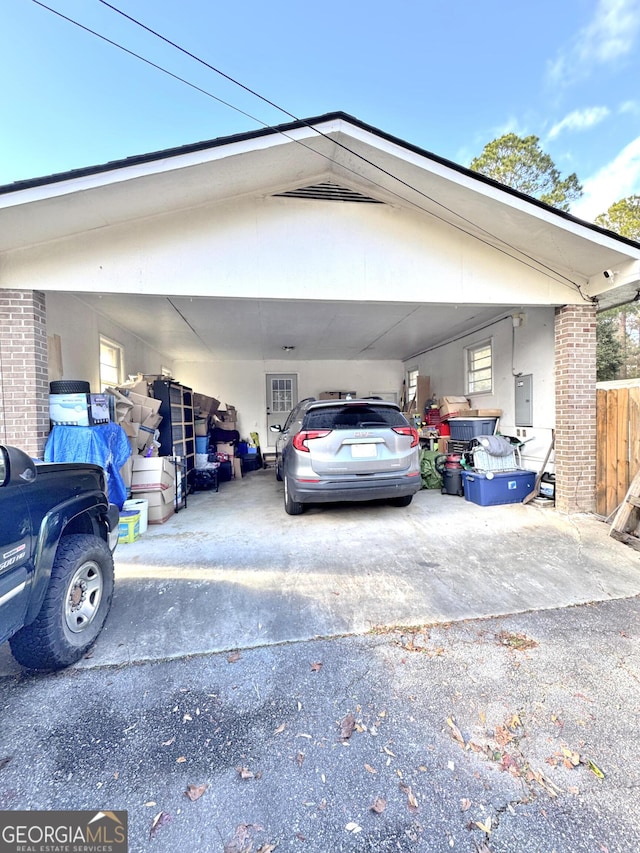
[273,182,383,204]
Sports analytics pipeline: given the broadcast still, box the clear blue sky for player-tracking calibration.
[2,0,640,221]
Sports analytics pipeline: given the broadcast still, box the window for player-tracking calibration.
[405,369,418,410]
[99,336,124,390]
[466,340,492,394]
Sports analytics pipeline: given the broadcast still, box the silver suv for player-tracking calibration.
[270,398,421,514]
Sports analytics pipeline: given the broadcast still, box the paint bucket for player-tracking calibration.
[118,509,140,544]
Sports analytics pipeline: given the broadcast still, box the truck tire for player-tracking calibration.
[49,380,91,394]
[284,476,304,515]
[9,534,114,671]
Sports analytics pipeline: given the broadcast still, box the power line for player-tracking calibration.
[31,0,587,297]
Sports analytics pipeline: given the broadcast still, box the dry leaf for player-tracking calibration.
[460,798,472,812]
[561,747,580,766]
[446,717,465,748]
[364,763,377,774]
[150,812,172,838]
[236,766,255,780]
[183,713,193,723]
[296,752,305,767]
[585,759,605,779]
[494,725,514,747]
[274,723,286,735]
[224,823,264,853]
[176,756,187,764]
[339,712,355,742]
[310,662,323,672]
[474,816,492,834]
[144,801,156,807]
[161,737,175,746]
[371,797,387,814]
[383,746,395,757]
[345,822,362,833]
[185,783,208,801]
[227,650,241,663]
[399,782,418,811]
[256,845,277,853]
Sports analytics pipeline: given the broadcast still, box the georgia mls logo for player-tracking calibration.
[0,809,128,852]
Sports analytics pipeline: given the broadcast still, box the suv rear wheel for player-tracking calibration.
[284,476,304,515]
[390,495,413,507]
[9,534,114,671]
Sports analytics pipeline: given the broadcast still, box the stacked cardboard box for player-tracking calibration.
[131,457,176,524]
[105,377,164,491]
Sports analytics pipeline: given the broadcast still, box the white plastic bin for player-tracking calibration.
[123,498,148,534]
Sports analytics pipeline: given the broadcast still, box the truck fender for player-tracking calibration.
[24,491,110,625]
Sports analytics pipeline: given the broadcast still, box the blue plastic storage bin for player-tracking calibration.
[449,418,498,441]
[195,436,209,453]
[461,469,536,506]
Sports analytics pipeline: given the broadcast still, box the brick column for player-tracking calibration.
[554,303,597,514]
[0,290,49,458]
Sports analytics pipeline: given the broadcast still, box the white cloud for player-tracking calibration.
[571,135,640,220]
[619,99,640,115]
[548,0,640,85]
[547,106,610,140]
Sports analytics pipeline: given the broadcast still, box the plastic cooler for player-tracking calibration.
[461,469,536,506]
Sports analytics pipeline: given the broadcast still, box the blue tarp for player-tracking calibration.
[44,422,132,509]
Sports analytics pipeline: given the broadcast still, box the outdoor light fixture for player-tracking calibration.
[282,345,296,352]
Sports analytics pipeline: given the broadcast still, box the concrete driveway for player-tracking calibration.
[1,469,640,852]
[4,466,638,676]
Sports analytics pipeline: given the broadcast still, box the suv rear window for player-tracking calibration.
[303,404,408,431]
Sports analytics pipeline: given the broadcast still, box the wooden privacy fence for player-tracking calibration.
[596,386,640,517]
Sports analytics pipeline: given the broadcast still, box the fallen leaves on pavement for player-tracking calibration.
[370,797,387,814]
[497,631,538,651]
[227,650,241,663]
[338,712,355,742]
[149,811,172,839]
[223,824,264,853]
[184,783,208,801]
[399,781,418,812]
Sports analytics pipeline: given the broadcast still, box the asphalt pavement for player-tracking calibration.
[0,472,639,852]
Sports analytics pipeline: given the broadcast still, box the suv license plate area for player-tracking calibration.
[351,444,377,458]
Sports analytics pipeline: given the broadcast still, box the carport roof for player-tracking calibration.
[1,111,639,309]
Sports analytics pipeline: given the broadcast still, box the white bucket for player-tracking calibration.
[123,498,148,534]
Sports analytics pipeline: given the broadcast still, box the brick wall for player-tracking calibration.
[554,303,597,513]
[0,290,49,457]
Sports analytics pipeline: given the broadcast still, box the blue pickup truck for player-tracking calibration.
[0,445,119,671]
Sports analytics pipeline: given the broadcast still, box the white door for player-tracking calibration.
[266,374,298,446]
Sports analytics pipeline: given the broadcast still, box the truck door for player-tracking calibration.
[0,482,32,643]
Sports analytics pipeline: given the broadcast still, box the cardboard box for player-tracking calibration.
[195,418,209,436]
[125,391,162,415]
[120,456,133,490]
[131,456,176,492]
[193,393,220,417]
[233,457,243,479]
[466,408,503,418]
[216,441,235,457]
[319,391,356,400]
[105,388,134,423]
[439,396,471,419]
[134,488,175,524]
[50,393,106,426]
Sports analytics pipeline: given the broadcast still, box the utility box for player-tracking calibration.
[515,374,533,427]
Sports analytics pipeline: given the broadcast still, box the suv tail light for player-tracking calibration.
[293,429,332,452]
[392,425,419,448]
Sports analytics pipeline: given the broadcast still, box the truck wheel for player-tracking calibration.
[9,534,114,671]
[284,476,304,515]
